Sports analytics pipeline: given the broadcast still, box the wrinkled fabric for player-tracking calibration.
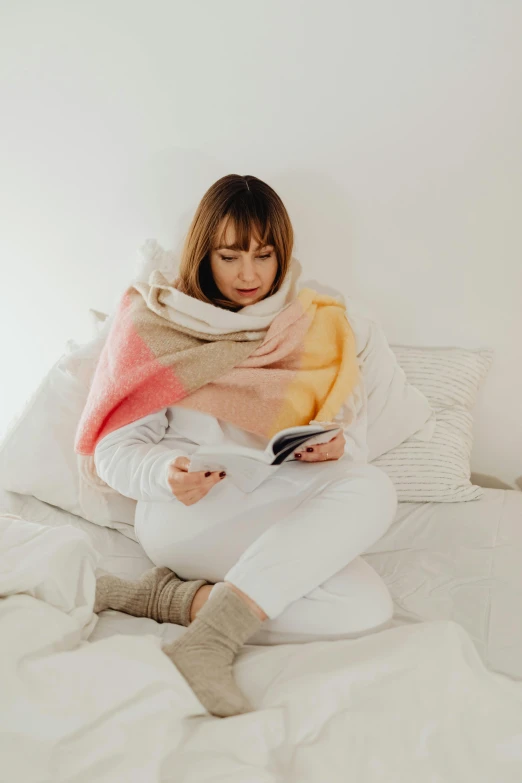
[2,509,522,782]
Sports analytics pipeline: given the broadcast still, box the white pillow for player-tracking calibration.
[0,312,138,540]
[372,346,495,502]
[342,297,435,462]
[0,241,193,536]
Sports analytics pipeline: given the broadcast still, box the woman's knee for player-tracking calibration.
[256,560,395,644]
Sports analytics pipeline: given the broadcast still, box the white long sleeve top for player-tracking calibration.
[93,384,369,504]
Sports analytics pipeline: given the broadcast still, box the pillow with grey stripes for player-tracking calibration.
[371,346,494,502]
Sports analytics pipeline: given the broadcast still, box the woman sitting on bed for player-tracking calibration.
[76,174,397,719]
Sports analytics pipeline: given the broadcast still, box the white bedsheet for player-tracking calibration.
[2,486,521,679]
[2,495,522,781]
[364,487,522,681]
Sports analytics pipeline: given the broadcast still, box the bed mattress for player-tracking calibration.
[365,487,522,681]
[2,487,522,781]
[1,485,521,679]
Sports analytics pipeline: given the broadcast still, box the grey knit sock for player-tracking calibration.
[94,567,209,627]
[162,583,263,718]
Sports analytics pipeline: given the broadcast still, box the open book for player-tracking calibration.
[188,422,342,493]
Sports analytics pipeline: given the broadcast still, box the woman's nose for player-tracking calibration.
[238,259,257,281]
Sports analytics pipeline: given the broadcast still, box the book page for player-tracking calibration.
[187,424,342,493]
[188,453,278,493]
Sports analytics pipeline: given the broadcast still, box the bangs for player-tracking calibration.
[214,204,274,253]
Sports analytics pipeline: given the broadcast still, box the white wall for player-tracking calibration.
[1,0,521,489]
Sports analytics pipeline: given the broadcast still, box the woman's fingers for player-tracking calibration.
[173,456,191,472]
[172,470,221,492]
[171,459,220,486]
[168,457,224,499]
[294,431,345,462]
[178,472,223,505]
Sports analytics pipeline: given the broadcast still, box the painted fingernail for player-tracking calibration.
[306,447,314,452]
[295,453,302,459]
[205,472,211,477]
[219,471,226,478]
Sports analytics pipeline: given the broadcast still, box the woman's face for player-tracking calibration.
[209,223,279,307]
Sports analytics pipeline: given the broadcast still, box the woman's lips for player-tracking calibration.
[236,287,259,296]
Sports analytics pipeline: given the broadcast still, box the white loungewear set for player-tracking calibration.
[94,264,398,646]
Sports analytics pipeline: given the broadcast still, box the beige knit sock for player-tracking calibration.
[162,582,263,718]
[94,567,209,627]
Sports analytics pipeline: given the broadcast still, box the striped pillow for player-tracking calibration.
[371,346,494,502]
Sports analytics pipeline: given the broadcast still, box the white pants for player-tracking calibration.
[134,458,398,645]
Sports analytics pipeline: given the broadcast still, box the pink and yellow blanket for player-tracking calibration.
[74,270,360,486]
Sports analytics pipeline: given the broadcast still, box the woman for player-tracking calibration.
[76,174,397,719]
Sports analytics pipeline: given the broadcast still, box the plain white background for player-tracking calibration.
[1,1,521,489]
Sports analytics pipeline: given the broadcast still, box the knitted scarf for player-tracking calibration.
[74,262,360,489]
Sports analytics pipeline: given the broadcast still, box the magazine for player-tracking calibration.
[188,422,342,493]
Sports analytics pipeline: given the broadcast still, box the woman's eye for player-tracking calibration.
[220,252,272,261]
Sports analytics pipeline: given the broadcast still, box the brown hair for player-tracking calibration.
[177,174,294,310]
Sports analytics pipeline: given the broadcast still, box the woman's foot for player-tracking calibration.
[162,582,264,717]
[93,567,209,626]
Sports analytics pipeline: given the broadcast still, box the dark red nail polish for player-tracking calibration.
[306,447,314,452]
[219,471,226,478]
[205,471,211,477]
[295,453,302,459]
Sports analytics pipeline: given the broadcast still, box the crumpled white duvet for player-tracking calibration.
[2,513,522,783]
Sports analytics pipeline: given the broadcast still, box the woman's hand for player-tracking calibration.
[294,431,345,463]
[167,456,225,506]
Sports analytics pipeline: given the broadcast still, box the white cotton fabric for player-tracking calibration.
[132,459,398,638]
[373,345,494,501]
[93,410,392,643]
[3,484,522,681]
[341,295,435,462]
[363,485,522,681]
[0,318,138,537]
[3,506,522,782]
[92,393,369,506]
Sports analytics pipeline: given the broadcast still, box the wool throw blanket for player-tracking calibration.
[74,269,360,489]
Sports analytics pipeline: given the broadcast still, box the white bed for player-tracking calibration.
[3,486,521,679]
[366,487,522,682]
[2,485,522,781]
